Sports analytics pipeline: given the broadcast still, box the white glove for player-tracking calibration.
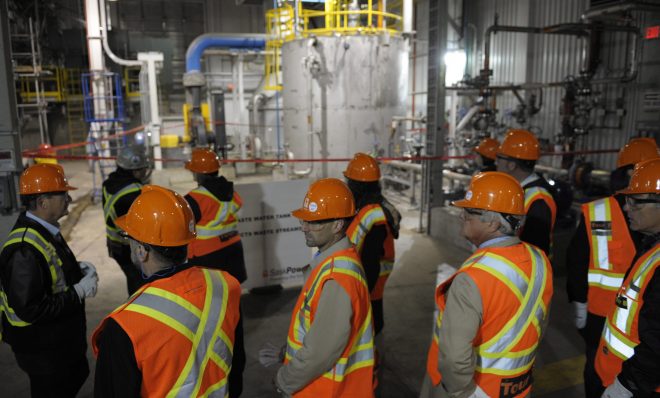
[259,342,285,368]
[74,272,99,300]
[469,385,490,398]
[574,301,588,329]
[79,261,97,278]
[602,377,633,398]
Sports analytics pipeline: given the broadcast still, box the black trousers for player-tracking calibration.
[228,306,246,398]
[372,299,384,336]
[17,354,89,398]
[108,242,146,296]
[580,312,606,398]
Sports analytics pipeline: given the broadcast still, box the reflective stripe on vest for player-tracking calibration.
[348,205,386,253]
[602,247,660,361]
[524,186,557,227]
[588,199,613,271]
[103,183,141,243]
[473,245,548,376]
[285,256,375,380]
[192,187,240,239]
[348,204,394,289]
[1,228,68,326]
[124,268,232,397]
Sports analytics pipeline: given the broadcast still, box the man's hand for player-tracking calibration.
[602,377,633,398]
[574,301,588,329]
[469,385,490,398]
[259,342,285,367]
[79,261,98,278]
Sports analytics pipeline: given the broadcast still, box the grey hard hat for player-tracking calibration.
[116,145,149,170]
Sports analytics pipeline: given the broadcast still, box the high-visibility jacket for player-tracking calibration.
[582,196,636,316]
[524,185,557,233]
[426,243,553,397]
[187,187,242,258]
[1,227,69,327]
[285,247,375,397]
[595,244,660,392]
[92,266,241,397]
[347,204,395,300]
[103,182,142,244]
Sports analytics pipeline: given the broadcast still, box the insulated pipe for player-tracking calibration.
[98,0,142,67]
[403,0,413,35]
[185,34,266,73]
[582,1,660,20]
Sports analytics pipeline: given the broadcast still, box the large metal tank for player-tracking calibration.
[281,34,408,178]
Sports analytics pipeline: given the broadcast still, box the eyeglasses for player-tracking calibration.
[625,196,660,209]
[298,219,333,231]
[460,208,484,220]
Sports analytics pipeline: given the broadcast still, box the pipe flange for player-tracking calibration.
[183,71,206,88]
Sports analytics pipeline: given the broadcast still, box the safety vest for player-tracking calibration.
[103,183,142,244]
[347,204,395,300]
[426,243,553,398]
[92,266,241,397]
[0,227,68,327]
[523,185,557,233]
[284,247,375,397]
[188,187,242,258]
[595,244,660,392]
[583,197,636,316]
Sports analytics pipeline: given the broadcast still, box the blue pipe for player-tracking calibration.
[185,34,266,73]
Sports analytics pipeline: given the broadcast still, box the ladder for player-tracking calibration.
[11,17,49,145]
[64,68,87,155]
[82,71,127,202]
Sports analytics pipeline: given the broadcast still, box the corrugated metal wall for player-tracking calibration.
[412,0,660,170]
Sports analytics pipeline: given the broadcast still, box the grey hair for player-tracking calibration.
[479,210,524,236]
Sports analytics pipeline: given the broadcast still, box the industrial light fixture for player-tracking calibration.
[444,49,467,86]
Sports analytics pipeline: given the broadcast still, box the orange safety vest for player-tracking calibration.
[582,197,636,316]
[595,244,660,392]
[426,243,553,398]
[284,247,375,397]
[346,204,395,300]
[187,187,242,258]
[524,185,557,233]
[92,266,241,397]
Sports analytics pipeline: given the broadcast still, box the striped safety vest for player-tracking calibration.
[285,247,375,397]
[595,244,660,392]
[1,227,68,327]
[92,266,241,397]
[582,197,636,316]
[426,243,553,398]
[347,204,395,300]
[187,187,242,258]
[523,185,557,232]
[103,183,142,244]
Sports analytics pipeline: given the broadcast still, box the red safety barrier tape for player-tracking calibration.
[22,125,145,155]
[22,148,620,163]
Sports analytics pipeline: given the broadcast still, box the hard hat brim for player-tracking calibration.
[114,214,196,247]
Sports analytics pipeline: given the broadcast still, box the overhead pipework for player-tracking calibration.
[183,34,266,150]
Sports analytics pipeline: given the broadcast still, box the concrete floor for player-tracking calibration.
[0,160,587,397]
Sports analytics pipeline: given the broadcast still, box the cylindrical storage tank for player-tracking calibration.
[281,34,408,178]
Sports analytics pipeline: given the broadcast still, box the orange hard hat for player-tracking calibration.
[19,164,77,195]
[292,178,356,221]
[617,138,659,168]
[474,138,499,160]
[497,129,540,161]
[452,171,525,215]
[343,152,381,182]
[618,158,660,195]
[185,148,220,174]
[115,185,196,246]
